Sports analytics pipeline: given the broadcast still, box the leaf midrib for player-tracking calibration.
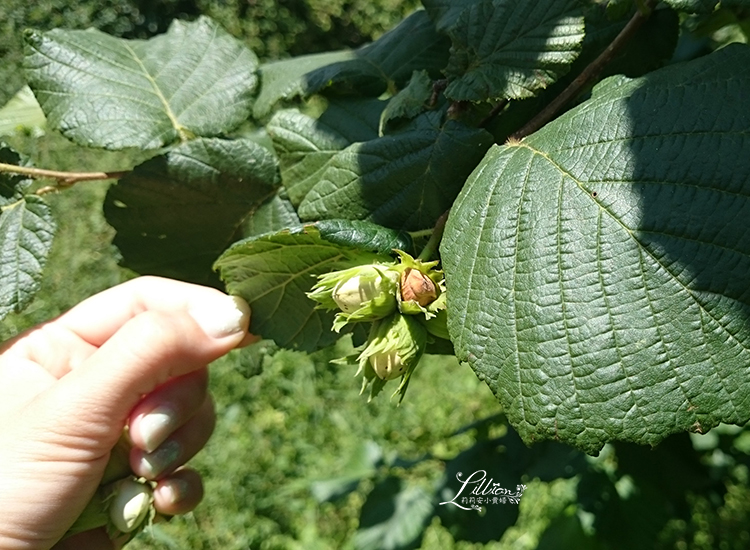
[123,43,183,138]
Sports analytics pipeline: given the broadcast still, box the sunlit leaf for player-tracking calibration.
[24,17,258,149]
[442,44,750,453]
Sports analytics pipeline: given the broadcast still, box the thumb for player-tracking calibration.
[31,295,250,450]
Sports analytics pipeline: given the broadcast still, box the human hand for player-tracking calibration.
[0,277,252,550]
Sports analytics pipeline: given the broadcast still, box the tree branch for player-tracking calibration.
[0,162,128,193]
[510,0,656,142]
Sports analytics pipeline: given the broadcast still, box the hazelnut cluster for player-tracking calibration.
[308,251,447,401]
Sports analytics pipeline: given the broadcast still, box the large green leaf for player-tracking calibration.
[24,16,258,150]
[253,11,449,118]
[215,221,413,351]
[298,112,493,231]
[442,44,750,454]
[268,99,385,206]
[354,477,434,550]
[104,138,279,286]
[422,0,483,32]
[0,146,55,320]
[444,0,586,102]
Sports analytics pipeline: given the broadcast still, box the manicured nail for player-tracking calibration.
[139,440,181,479]
[138,406,178,453]
[189,295,250,339]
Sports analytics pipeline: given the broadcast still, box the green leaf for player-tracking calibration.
[268,99,385,207]
[379,70,434,135]
[0,86,46,138]
[215,221,412,351]
[254,51,360,119]
[239,192,300,239]
[24,16,258,150]
[0,147,55,319]
[444,0,586,102]
[354,477,434,550]
[0,145,31,199]
[484,4,679,142]
[253,11,449,117]
[422,0,483,32]
[298,112,493,230]
[441,44,750,454]
[104,137,279,286]
[663,0,719,13]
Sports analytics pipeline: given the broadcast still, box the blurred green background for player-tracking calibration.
[3,1,750,549]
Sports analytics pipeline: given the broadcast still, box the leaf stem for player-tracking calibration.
[408,229,434,239]
[510,0,655,141]
[417,210,450,261]
[0,162,128,194]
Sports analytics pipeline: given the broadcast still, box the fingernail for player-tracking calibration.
[189,295,250,339]
[138,406,178,453]
[157,478,190,505]
[139,440,181,479]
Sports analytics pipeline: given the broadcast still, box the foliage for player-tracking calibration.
[443,45,750,453]
[3,0,750,548]
[0,0,419,106]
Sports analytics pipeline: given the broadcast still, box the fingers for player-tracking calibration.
[130,396,215,480]
[0,277,253,381]
[54,276,252,348]
[153,468,205,516]
[128,368,209,453]
[49,468,205,550]
[15,308,228,462]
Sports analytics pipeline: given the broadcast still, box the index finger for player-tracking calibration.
[55,276,243,347]
[1,277,254,377]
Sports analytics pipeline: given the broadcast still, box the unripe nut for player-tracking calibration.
[109,478,153,533]
[333,271,387,313]
[371,349,406,380]
[400,268,437,307]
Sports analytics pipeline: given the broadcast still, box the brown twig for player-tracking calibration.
[0,162,128,194]
[510,0,656,141]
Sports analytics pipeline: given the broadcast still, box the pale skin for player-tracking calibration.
[0,277,254,550]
